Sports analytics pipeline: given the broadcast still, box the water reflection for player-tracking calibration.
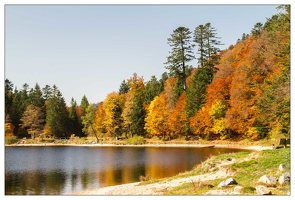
[5,146,250,195]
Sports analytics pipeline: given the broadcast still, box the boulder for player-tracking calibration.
[233,186,244,194]
[279,172,290,185]
[279,164,287,171]
[257,175,277,186]
[256,185,272,195]
[218,178,238,188]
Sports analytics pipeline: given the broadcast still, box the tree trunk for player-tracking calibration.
[90,125,99,143]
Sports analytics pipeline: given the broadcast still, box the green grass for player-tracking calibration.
[230,148,290,192]
[161,148,290,195]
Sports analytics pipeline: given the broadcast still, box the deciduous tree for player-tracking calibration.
[20,104,45,139]
[144,94,169,138]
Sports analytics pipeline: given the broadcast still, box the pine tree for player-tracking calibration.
[42,85,52,102]
[194,24,207,68]
[46,86,70,138]
[144,76,162,104]
[165,26,195,91]
[80,95,90,116]
[118,80,130,95]
[5,79,13,116]
[28,83,44,107]
[194,22,223,81]
[131,94,146,136]
[185,67,212,119]
[69,98,83,136]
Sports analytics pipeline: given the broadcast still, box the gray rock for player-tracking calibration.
[233,186,244,194]
[257,175,277,186]
[218,178,238,188]
[279,172,290,185]
[256,185,272,195]
[279,164,287,171]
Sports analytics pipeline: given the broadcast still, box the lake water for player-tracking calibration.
[5,146,250,195]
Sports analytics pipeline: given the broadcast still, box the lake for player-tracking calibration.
[5,146,250,195]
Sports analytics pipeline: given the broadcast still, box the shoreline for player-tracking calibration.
[5,142,274,195]
[71,144,274,195]
[5,142,272,151]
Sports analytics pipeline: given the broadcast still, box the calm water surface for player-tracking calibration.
[5,146,250,195]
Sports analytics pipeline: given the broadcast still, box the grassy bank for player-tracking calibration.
[155,148,290,195]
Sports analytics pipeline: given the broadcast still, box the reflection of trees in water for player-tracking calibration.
[5,170,66,195]
[44,170,66,194]
[5,147,250,195]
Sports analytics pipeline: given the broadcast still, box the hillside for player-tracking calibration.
[5,5,290,144]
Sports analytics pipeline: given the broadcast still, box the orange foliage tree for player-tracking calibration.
[93,102,106,135]
[168,92,188,138]
[190,106,212,139]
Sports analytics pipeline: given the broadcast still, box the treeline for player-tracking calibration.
[5,5,290,141]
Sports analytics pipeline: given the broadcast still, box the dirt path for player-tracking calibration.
[73,170,231,195]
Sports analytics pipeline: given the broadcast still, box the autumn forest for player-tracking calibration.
[5,5,290,143]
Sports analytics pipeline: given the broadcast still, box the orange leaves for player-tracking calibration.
[127,73,145,95]
[168,92,187,136]
[190,106,212,136]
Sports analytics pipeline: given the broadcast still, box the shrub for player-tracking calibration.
[5,136,18,145]
[127,135,145,145]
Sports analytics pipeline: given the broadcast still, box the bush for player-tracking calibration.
[127,135,145,145]
[5,136,18,145]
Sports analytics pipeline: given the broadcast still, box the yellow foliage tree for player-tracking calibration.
[190,106,212,139]
[103,92,125,138]
[93,102,106,135]
[144,94,169,138]
[5,122,15,137]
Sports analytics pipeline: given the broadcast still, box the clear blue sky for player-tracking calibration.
[5,4,280,105]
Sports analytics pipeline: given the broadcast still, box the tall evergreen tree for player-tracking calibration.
[144,76,162,104]
[186,67,212,119]
[29,83,44,107]
[46,86,70,138]
[165,26,195,91]
[131,94,146,136]
[69,98,83,136]
[194,22,223,81]
[194,24,207,68]
[5,79,13,116]
[118,80,130,95]
[42,85,52,102]
[10,88,22,136]
[80,95,89,116]
[204,23,223,71]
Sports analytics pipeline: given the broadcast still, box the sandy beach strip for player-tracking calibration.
[5,143,272,151]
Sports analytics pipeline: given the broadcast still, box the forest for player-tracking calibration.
[5,5,290,143]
